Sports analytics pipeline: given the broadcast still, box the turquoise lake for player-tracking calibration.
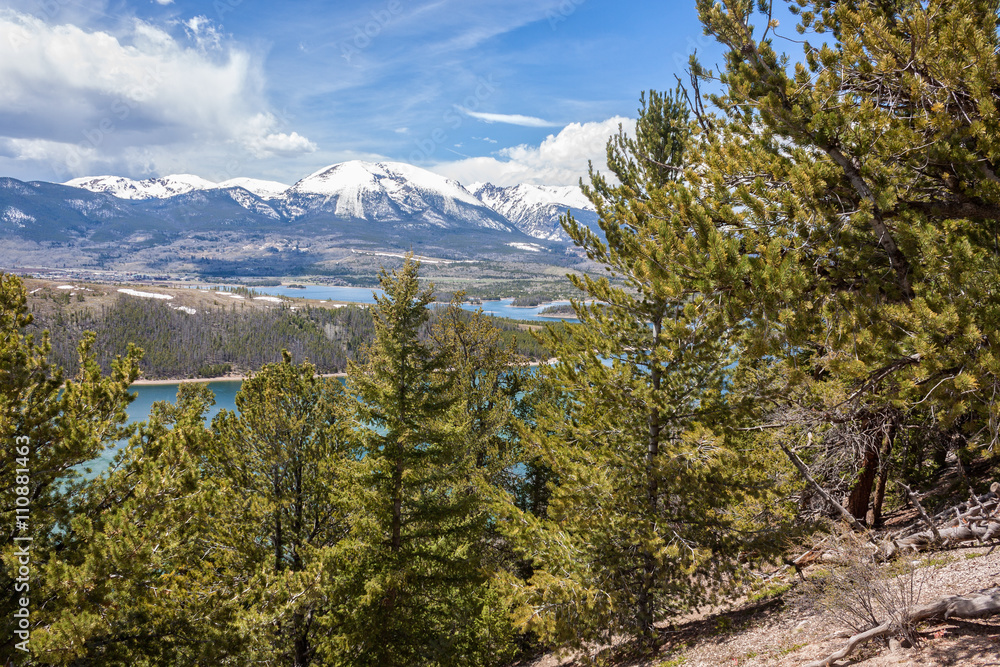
[90,286,576,471]
[87,380,244,472]
[253,284,576,323]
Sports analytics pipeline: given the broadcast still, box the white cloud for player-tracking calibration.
[183,15,223,52]
[0,10,315,179]
[456,107,559,128]
[245,128,318,158]
[155,0,175,4]
[431,116,634,187]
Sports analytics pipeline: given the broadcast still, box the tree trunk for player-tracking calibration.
[846,442,879,522]
[870,420,897,527]
[274,466,283,573]
[805,588,1000,667]
[391,448,403,554]
[293,612,310,667]
[637,316,663,644]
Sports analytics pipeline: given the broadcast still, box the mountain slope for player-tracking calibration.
[284,161,515,231]
[472,182,599,242]
[0,177,129,242]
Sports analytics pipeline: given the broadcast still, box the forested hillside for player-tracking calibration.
[25,292,553,379]
[4,1,1000,666]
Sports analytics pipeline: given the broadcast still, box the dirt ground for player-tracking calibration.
[522,544,1000,667]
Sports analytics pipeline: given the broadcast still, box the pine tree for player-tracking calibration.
[688,0,1000,522]
[0,273,140,660]
[31,384,240,665]
[517,92,788,647]
[209,352,353,667]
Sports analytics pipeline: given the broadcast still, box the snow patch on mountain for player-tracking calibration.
[0,179,33,196]
[3,207,35,227]
[507,242,545,252]
[213,178,289,200]
[118,288,173,300]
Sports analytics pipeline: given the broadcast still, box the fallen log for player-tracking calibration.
[883,522,1000,559]
[804,587,1000,667]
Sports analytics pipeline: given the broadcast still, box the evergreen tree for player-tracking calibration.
[517,92,789,647]
[331,257,491,667]
[0,273,140,660]
[431,295,532,503]
[210,353,353,667]
[688,0,1000,521]
[31,384,239,665]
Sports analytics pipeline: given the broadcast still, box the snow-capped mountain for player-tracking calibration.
[64,162,523,232]
[47,162,614,264]
[3,165,608,277]
[472,182,598,242]
[65,174,218,200]
[214,178,289,200]
[283,161,514,231]
[62,165,601,240]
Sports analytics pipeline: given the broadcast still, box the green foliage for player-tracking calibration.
[326,256,514,666]
[0,273,140,662]
[32,384,237,665]
[679,0,1000,522]
[196,362,232,377]
[209,353,355,665]
[515,91,792,648]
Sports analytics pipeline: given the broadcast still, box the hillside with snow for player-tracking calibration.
[283,161,513,231]
[472,182,599,242]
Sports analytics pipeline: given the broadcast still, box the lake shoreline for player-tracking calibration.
[131,372,347,387]
[130,361,554,387]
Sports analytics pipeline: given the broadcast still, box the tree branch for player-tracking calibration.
[781,435,875,541]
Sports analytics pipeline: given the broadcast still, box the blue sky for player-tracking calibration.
[0,0,739,187]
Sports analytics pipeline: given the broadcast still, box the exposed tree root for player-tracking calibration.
[803,587,1000,667]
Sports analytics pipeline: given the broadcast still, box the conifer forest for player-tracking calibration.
[4,1,1000,664]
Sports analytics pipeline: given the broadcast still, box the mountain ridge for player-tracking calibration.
[0,162,602,277]
[60,161,598,239]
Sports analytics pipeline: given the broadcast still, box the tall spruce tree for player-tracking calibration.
[517,92,789,647]
[331,257,490,667]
